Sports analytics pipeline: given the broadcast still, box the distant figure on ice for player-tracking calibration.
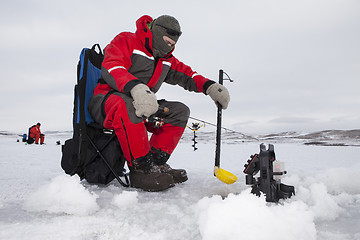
[27,123,45,145]
[88,15,230,192]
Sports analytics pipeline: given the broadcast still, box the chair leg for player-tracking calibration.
[86,133,130,187]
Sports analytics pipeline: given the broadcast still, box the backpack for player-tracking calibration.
[61,44,129,187]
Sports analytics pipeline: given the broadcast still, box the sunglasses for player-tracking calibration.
[155,24,182,37]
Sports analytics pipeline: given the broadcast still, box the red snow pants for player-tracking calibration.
[30,133,45,144]
[102,92,190,166]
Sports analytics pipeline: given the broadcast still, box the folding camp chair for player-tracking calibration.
[26,126,35,144]
[61,44,129,187]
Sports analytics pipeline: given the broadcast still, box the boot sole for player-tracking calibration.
[130,182,175,192]
[129,173,175,192]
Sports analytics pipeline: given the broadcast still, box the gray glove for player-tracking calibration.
[206,83,230,109]
[130,84,159,117]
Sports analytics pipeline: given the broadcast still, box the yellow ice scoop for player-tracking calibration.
[213,69,237,185]
[214,166,238,184]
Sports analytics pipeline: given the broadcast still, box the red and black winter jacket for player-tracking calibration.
[29,125,41,137]
[90,15,214,122]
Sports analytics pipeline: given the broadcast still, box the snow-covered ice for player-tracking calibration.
[0,131,359,240]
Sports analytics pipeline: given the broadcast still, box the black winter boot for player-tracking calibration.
[151,147,188,184]
[129,152,175,192]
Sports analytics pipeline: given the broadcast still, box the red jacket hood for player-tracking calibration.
[136,15,153,32]
[135,15,154,55]
[135,15,175,58]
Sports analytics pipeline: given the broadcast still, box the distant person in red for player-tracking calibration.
[29,123,45,144]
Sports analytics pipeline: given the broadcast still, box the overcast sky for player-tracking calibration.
[1,0,359,134]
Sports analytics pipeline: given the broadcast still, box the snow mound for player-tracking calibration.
[23,175,99,215]
[196,189,316,240]
[310,167,360,195]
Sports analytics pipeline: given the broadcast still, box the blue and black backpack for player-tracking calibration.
[61,44,129,187]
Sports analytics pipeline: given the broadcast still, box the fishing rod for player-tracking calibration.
[188,116,257,140]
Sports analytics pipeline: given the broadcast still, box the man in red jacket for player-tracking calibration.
[29,123,45,144]
[89,15,230,191]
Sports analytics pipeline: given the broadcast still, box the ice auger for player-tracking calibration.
[187,122,203,151]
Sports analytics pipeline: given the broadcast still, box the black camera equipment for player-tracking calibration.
[243,143,295,202]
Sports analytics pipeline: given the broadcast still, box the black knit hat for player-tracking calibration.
[151,15,181,58]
